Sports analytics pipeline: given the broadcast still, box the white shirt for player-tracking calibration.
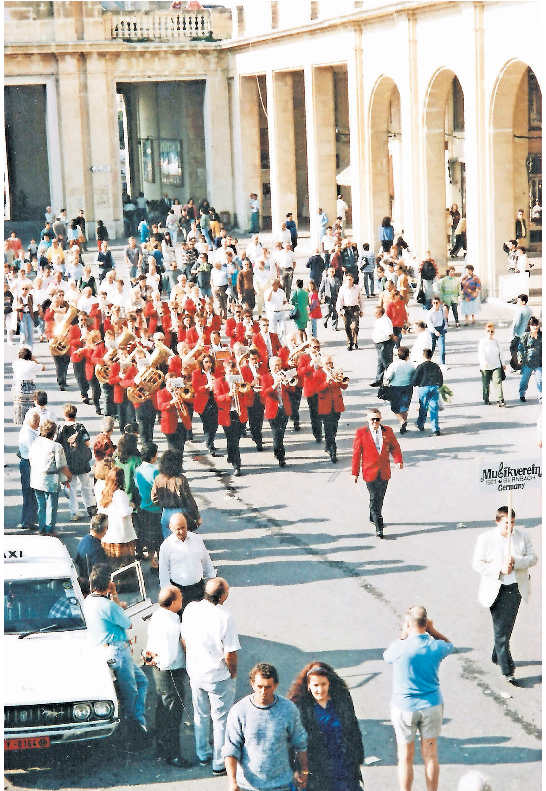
[336,284,365,312]
[337,198,349,219]
[182,599,240,687]
[277,228,291,245]
[265,288,286,313]
[159,532,216,589]
[372,314,394,344]
[18,423,38,460]
[77,295,99,314]
[211,266,229,287]
[246,241,263,263]
[371,427,383,453]
[26,405,57,426]
[99,278,117,302]
[146,607,185,671]
[411,330,433,365]
[254,268,272,289]
[478,338,504,371]
[249,198,260,212]
[12,359,42,383]
[103,489,137,544]
[277,250,295,271]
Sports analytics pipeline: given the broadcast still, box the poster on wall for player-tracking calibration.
[142,138,154,183]
[159,139,183,186]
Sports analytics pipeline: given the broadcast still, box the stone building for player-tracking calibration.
[4,0,542,292]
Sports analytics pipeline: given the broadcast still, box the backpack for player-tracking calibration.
[59,423,92,475]
[421,260,436,281]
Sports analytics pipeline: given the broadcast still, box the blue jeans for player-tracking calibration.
[250,211,260,233]
[310,318,317,338]
[430,328,446,364]
[107,642,148,727]
[161,507,183,540]
[20,459,38,527]
[35,489,59,534]
[362,271,375,297]
[19,312,34,349]
[417,386,440,431]
[519,366,542,400]
[191,676,236,770]
[201,227,212,247]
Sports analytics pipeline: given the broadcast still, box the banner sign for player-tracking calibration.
[477,457,542,493]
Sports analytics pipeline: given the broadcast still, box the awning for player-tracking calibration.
[336,166,351,186]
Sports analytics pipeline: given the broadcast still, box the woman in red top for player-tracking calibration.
[240,348,266,451]
[385,290,408,348]
[191,353,220,456]
[83,329,103,414]
[214,359,248,476]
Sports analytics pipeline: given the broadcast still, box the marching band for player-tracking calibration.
[43,272,350,474]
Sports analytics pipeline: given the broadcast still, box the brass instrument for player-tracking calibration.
[95,329,135,384]
[275,369,298,388]
[214,348,231,365]
[48,306,79,356]
[168,377,192,421]
[287,340,311,365]
[127,341,172,404]
[227,374,251,417]
[328,370,350,385]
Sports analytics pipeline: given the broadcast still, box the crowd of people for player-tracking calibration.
[5,197,542,791]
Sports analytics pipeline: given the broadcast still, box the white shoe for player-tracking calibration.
[70,513,83,522]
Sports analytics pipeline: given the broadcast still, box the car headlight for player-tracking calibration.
[93,701,114,719]
[72,702,92,721]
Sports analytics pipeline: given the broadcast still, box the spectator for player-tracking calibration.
[12,347,45,426]
[151,448,201,539]
[384,346,415,434]
[478,324,506,407]
[57,403,96,521]
[29,420,72,536]
[518,316,542,402]
[134,442,162,570]
[75,514,109,581]
[18,411,40,530]
[411,349,444,436]
[93,416,116,462]
[100,466,138,564]
[158,512,215,608]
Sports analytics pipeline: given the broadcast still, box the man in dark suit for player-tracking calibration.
[352,408,403,537]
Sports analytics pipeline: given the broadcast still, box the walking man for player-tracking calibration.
[370,306,395,386]
[384,605,453,791]
[182,577,240,777]
[159,513,216,608]
[352,408,403,538]
[336,272,365,351]
[411,349,443,436]
[223,662,309,791]
[472,506,537,684]
[145,585,196,767]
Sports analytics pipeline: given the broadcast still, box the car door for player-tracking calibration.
[110,562,156,666]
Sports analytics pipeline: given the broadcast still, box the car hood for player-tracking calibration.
[5,633,117,706]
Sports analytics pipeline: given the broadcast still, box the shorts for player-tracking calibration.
[391,703,443,743]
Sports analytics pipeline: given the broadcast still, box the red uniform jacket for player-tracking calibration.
[260,373,292,419]
[315,369,347,415]
[240,362,266,408]
[69,327,84,363]
[186,326,212,349]
[386,300,408,329]
[224,316,239,344]
[144,301,158,335]
[214,376,249,425]
[119,364,137,392]
[83,342,104,381]
[89,303,102,332]
[351,425,403,482]
[297,353,320,398]
[252,331,282,364]
[109,361,125,404]
[156,387,178,434]
[192,369,217,415]
[208,314,222,333]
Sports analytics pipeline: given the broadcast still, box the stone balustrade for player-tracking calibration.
[108,10,212,41]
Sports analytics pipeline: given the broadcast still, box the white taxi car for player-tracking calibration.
[4,535,155,754]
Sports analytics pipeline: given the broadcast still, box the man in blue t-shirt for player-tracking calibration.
[384,605,453,791]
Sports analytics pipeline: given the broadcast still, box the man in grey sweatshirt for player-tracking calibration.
[223,663,308,791]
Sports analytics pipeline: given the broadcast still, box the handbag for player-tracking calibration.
[500,367,506,381]
[377,384,391,401]
[290,306,300,321]
[416,286,426,305]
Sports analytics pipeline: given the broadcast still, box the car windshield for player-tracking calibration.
[4,577,86,635]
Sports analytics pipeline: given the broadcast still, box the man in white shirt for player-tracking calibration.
[159,513,216,606]
[264,280,288,338]
[370,306,395,386]
[276,222,292,246]
[77,286,99,315]
[26,391,57,427]
[210,260,229,318]
[245,235,263,265]
[336,273,366,351]
[249,193,260,233]
[472,506,538,684]
[410,321,433,366]
[99,270,118,303]
[276,243,296,299]
[18,412,40,529]
[145,586,196,768]
[182,577,240,777]
[337,195,349,234]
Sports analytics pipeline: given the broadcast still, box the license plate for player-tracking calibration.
[4,737,50,751]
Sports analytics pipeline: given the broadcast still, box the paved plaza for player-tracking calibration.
[3,234,541,790]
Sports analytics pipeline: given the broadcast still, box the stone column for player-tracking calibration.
[204,70,234,216]
[233,76,261,233]
[304,65,337,248]
[347,28,366,244]
[266,70,297,234]
[85,53,123,238]
[56,54,89,218]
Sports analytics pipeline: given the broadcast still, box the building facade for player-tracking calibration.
[4,0,542,293]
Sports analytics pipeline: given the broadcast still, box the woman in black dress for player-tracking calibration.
[288,661,364,791]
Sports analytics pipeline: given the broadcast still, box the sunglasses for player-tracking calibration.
[370,417,381,422]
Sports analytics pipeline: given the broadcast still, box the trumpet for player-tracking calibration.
[227,375,251,417]
[168,378,193,421]
[274,369,298,388]
[327,369,350,385]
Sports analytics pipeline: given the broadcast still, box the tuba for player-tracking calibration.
[127,341,172,404]
[48,306,79,356]
[95,330,135,384]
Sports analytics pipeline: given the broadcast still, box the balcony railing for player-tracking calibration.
[109,10,211,41]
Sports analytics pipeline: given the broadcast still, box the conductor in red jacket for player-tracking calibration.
[352,408,403,538]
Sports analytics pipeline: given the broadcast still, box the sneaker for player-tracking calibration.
[520,396,526,402]
[415,424,425,431]
[434,431,442,436]
[212,768,228,777]
[498,401,506,407]
[70,513,83,522]
[199,756,212,767]
[400,422,407,434]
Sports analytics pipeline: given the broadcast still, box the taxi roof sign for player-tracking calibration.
[4,535,72,564]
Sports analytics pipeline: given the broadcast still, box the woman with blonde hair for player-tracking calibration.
[99,467,137,562]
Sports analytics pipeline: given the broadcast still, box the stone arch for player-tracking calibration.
[490,59,542,286]
[368,75,402,248]
[422,67,464,266]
